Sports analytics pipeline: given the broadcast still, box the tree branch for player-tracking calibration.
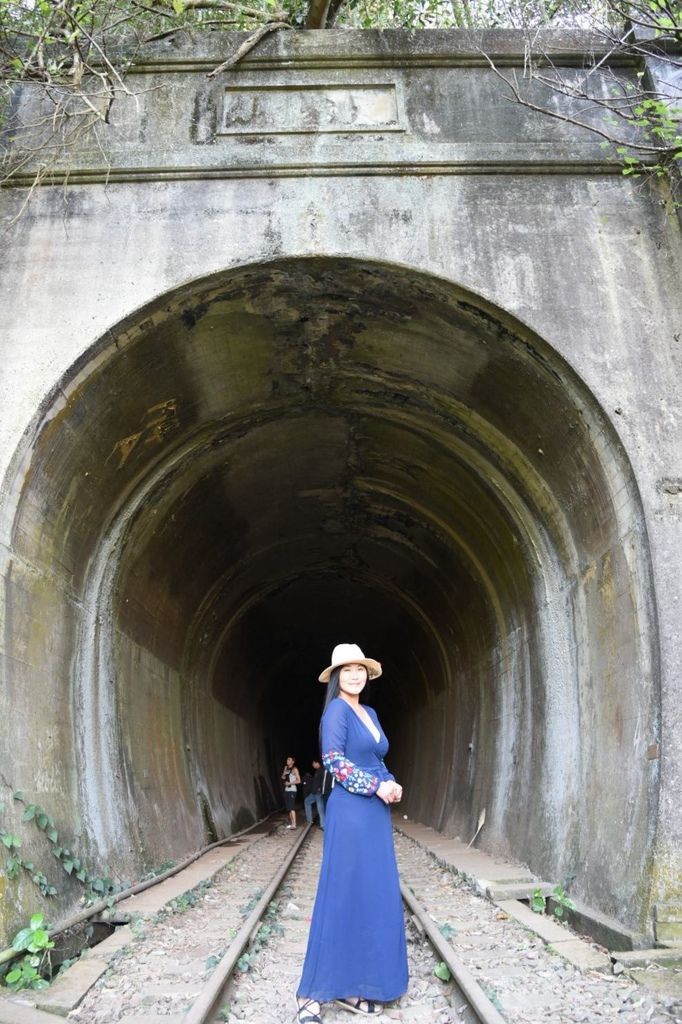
[480,50,677,157]
[206,20,292,77]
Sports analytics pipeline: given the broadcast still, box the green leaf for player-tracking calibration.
[172,0,185,11]
[237,953,251,972]
[22,805,37,823]
[530,890,546,913]
[12,928,33,951]
[29,913,44,930]
[46,827,59,843]
[37,813,49,830]
[29,930,50,949]
[434,961,451,982]
[6,856,21,879]
[5,969,21,985]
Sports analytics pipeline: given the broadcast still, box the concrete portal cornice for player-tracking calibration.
[5,155,625,188]
[122,28,640,72]
[124,28,638,69]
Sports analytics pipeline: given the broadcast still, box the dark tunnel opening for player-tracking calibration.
[0,257,659,932]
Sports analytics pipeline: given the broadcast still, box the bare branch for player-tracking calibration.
[480,50,676,157]
[182,0,287,18]
[206,20,292,77]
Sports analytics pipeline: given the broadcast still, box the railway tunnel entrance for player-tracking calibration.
[1,257,659,934]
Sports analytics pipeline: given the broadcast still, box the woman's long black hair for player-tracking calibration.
[318,665,370,752]
[322,666,342,715]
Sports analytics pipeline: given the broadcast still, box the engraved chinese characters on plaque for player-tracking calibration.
[220,84,402,135]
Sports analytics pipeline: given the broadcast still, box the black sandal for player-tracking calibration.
[334,998,382,1016]
[296,998,322,1023]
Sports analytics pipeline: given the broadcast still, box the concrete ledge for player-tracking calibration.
[496,901,611,972]
[30,958,109,1017]
[486,881,555,901]
[5,153,626,189]
[115,842,248,917]
[80,924,134,958]
[123,28,628,69]
[0,997,68,1023]
[628,970,682,1000]
[495,899,573,943]
[395,819,535,887]
[553,895,651,952]
[613,948,682,968]
[654,903,682,946]
[546,939,612,972]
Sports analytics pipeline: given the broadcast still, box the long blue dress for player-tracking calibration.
[297,697,409,1003]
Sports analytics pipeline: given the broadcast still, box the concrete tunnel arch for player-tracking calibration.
[0,256,660,932]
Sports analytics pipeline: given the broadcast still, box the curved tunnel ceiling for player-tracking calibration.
[4,258,659,928]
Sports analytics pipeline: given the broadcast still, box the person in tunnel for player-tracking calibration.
[281,755,301,829]
[296,644,408,1023]
[303,759,327,829]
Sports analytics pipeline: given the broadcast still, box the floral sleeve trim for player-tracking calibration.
[322,750,380,796]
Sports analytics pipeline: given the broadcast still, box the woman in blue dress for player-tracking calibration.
[296,643,409,1022]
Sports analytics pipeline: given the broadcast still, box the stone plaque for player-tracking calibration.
[220,84,401,135]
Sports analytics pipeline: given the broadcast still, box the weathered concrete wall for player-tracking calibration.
[1,31,680,946]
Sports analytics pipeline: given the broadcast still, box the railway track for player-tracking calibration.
[0,817,678,1024]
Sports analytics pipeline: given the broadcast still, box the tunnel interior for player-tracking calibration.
[2,257,659,929]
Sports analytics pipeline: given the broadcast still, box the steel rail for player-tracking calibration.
[400,881,507,1024]
[182,822,312,1024]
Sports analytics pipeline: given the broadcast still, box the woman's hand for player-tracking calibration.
[377,780,403,804]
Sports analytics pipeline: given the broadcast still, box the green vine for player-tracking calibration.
[0,792,120,992]
[5,792,116,904]
[0,829,57,898]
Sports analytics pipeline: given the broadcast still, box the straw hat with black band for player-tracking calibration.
[318,643,382,683]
